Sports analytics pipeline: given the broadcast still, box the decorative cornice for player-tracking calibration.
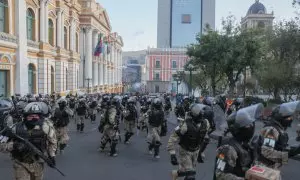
[0,32,18,44]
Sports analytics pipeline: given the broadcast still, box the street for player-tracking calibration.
[0,113,300,180]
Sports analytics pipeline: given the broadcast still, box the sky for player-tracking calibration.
[98,0,298,51]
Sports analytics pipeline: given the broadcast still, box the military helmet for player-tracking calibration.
[23,102,44,116]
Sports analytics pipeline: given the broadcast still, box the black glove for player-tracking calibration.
[288,145,300,157]
[13,142,28,152]
[48,156,56,168]
[113,125,119,130]
[170,154,178,165]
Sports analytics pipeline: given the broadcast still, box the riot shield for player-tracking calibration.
[212,104,227,132]
[235,103,264,127]
[279,101,300,117]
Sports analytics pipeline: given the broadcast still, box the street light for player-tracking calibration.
[173,73,182,95]
[186,64,195,96]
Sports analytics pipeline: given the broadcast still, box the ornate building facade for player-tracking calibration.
[0,0,123,97]
[78,0,123,93]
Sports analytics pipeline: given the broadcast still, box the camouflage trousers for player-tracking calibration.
[56,126,70,144]
[178,146,198,173]
[13,161,44,180]
[101,125,119,144]
[76,115,85,124]
[147,125,161,144]
[124,120,135,133]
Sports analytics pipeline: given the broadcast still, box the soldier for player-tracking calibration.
[123,98,138,144]
[75,98,88,132]
[0,102,57,180]
[258,101,300,169]
[98,98,119,157]
[167,104,210,180]
[68,96,76,119]
[215,104,263,180]
[147,98,164,159]
[88,98,98,123]
[52,98,73,154]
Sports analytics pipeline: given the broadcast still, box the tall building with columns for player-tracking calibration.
[78,0,124,93]
[0,0,123,97]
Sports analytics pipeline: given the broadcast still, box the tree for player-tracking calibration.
[255,19,300,100]
[187,25,225,96]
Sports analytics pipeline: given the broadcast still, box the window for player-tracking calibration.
[155,85,159,93]
[181,14,191,24]
[257,21,265,28]
[155,73,160,80]
[172,60,177,69]
[0,0,8,33]
[48,19,54,46]
[26,9,35,40]
[64,27,68,49]
[155,60,160,68]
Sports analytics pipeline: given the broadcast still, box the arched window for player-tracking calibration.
[65,68,68,90]
[0,0,8,33]
[28,63,36,94]
[64,27,68,49]
[76,33,79,52]
[48,19,54,46]
[26,9,35,40]
[257,21,265,28]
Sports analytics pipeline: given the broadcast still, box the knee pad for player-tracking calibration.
[177,171,196,177]
[184,176,195,180]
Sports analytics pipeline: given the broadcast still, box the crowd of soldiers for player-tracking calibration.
[0,92,300,180]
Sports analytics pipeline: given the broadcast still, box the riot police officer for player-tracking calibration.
[75,98,88,132]
[0,102,57,180]
[0,98,14,130]
[215,104,263,180]
[147,98,164,159]
[123,98,138,144]
[52,98,73,154]
[98,98,119,157]
[258,101,300,170]
[167,104,211,180]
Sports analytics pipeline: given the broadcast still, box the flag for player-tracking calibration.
[94,33,103,56]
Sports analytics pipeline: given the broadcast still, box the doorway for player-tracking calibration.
[0,70,7,97]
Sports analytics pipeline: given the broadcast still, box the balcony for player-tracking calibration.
[27,40,39,49]
[154,65,161,69]
[153,78,161,81]
[0,32,17,44]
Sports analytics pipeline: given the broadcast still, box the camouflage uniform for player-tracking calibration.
[0,119,57,180]
[258,122,288,169]
[99,105,119,156]
[215,144,250,180]
[167,119,210,179]
[147,125,161,144]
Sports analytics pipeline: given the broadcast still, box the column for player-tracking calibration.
[70,18,75,51]
[56,9,62,47]
[15,0,28,95]
[39,0,45,42]
[98,63,101,85]
[45,1,49,43]
[103,64,106,85]
[61,12,65,48]
[92,32,98,86]
[79,29,84,87]
[85,27,93,87]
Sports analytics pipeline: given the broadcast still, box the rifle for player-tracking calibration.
[3,126,65,176]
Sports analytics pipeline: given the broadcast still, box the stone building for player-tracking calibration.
[0,0,123,97]
[78,0,123,93]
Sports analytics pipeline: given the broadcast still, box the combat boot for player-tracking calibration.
[148,143,154,155]
[80,123,84,133]
[124,132,132,144]
[154,141,161,159]
[98,141,107,152]
[171,170,178,180]
[109,141,118,157]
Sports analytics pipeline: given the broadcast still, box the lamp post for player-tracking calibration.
[85,78,92,93]
[187,64,194,96]
[173,73,182,95]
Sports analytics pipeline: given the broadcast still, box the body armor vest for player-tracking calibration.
[76,104,86,115]
[53,108,69,127]
[12,121,47,163]
[69,101,76,108]
[148,109,164,127]
[124,107,137,121]
[178,119,208,152]
[223,138,253,177]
